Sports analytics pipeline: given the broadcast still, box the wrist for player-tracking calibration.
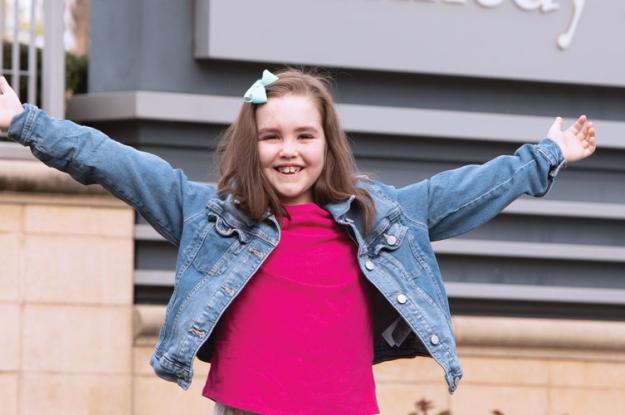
[537,138,567,177]
[8,103,40,146]
[9,106,25,128]
[547,136,566,158]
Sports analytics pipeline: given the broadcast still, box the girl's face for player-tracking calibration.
[256,94,326,206]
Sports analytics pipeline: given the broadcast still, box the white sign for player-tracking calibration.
[196,0,625,88]
[420,0,586,49]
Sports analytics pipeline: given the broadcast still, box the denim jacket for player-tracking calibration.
[9,104,566,394]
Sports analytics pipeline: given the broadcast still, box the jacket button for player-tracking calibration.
[365,260,375,270]
[430,334,440,345]
[397,294,407,304]
[385,234,397,245]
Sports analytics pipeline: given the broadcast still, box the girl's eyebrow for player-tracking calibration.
[257,128,278,134]
[295,126,319,133]
[258,126,319,134]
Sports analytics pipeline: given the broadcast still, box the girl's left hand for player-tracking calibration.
[546,115,596,163]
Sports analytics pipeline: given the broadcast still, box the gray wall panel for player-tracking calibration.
[135,241,178,271]
[91,1,625,121]
[86,0,625,317]
[89,0,142,92]
[458,215,625,247]
[438,257,625,289]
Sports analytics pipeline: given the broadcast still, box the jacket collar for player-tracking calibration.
[323,194,356,219]
[216,179,398,233]
[324,180,400,237]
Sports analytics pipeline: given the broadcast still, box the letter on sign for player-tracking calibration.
[514,0,559,12]
[476,0,505,7]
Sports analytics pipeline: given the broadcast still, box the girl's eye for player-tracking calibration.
[299,135,314,139]
[260,135,277,140]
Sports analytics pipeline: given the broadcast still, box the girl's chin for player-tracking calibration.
[275,188,313,204]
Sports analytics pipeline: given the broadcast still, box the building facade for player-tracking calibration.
[2,0,625,414]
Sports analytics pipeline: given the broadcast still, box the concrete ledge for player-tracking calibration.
[453,315,625,352]
[432,239,625,263]
[133,270,173,286]
[0,192,124,208]
[503,198,625,220]
[445,282,625,305]
[133,305,163,342]
[67,91,625,150]
[133,304,625,352]
[0,142,37,161]
[0,159,108,196]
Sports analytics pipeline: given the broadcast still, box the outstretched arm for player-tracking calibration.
[0,76,212,246]
[396,115,596,241]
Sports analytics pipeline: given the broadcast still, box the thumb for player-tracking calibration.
[548,116,563,137]
[555,116,564,130]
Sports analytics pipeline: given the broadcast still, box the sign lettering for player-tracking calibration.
[417,0,586,49]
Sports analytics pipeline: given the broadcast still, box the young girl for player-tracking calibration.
[0,68,596,415]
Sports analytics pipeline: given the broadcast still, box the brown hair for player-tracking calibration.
[215,67,376,234]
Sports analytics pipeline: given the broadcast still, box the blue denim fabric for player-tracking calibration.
[9,104,566,394]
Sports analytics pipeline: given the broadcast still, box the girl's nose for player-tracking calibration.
[279,138,299,157]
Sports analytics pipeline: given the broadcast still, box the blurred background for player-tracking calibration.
[1,1,624,414]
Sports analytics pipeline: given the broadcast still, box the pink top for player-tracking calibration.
[203,203,379,415]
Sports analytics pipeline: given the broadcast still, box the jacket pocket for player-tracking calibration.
[189,208,249,276]
[368,221,423,283]
[367,221,408,257]
[208,209,251,244]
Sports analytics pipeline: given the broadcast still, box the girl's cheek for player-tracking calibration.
[257,145,275,163]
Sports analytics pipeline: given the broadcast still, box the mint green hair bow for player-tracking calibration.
[243,69,279,104]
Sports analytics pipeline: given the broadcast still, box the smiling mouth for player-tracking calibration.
[275,166,303,175]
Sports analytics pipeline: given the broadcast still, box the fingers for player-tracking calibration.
[580,121,597,154]
[587,122,596,150]
[569,114,588,135]
[0,76,11,94]
[584,122,595,142]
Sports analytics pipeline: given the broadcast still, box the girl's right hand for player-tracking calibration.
[0,76,24,130]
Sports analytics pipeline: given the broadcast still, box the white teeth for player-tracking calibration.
[277,166,302,174]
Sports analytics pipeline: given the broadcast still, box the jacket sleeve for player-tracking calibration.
[395,138,566,242]
[8,103,210,247]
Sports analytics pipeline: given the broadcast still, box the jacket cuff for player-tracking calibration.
[537,138,567,178]
[8,103,41,146]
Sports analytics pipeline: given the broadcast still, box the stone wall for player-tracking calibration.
[0,159,134,415]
